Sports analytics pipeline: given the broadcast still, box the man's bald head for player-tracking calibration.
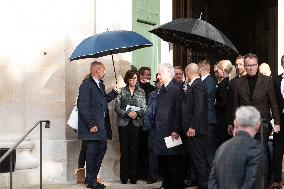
[185,63,200,81]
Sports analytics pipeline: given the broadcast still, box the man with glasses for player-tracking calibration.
[231,53,280,187]
[137,67,155,181]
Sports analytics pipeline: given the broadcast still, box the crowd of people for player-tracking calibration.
[75,53,284,189]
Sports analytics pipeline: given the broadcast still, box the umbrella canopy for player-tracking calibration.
[70,30,153,61]
[150,18,238,55]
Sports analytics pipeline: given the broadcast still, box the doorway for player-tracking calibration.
[173,0,278,75]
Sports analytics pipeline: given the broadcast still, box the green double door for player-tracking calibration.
[132,0,160,82]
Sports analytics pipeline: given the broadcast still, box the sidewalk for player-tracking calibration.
[24,181,195,189]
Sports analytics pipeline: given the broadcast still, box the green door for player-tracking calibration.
[132,0,160,82]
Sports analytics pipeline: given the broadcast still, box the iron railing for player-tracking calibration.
[0,120,50,189]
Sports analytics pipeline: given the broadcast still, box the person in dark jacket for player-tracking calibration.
[182,63,210,189]
[155,63,187,189]
[209,106,265,189]
[137,67,155,180]
[271,55,284,189]
[78,61,119,189]
[198,60,217,166]
[214,60,234,146]
[114,70,147,184]
[143,73,163,184]
[232,54,280,187]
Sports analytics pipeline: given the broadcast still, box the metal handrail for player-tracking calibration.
[0,120,50,189]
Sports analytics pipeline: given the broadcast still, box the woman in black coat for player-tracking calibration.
[214,60,235,146]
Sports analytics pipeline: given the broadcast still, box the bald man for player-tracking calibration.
[78,61,119,189]
[182,63,210,189]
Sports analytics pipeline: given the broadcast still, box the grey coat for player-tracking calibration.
[114,86,147,127]
[208,131,265,189]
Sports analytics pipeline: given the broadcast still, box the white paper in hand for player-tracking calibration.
[164,136,183,148]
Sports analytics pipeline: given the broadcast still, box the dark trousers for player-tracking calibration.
[207,124,218,168]
[272,115,284,182]
[160,154,185,189]
[78,140,87,168]
[85,140,107,185]
[138,129,149,179]
[148,129,158,180]
[118,125,140,182]
[217,124,231,147]
[188,136,210,189]
[255,129,270,186]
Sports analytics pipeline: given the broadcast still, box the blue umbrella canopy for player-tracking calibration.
[69,30,153,61]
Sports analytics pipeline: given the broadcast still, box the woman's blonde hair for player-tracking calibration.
[217,60,233,74]
[216,60,236,80]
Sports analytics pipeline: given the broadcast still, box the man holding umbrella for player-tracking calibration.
[77,61,119,189]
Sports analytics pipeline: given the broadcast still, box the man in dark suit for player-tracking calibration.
[198,60,217,166]
[209,106,265,189]
[182,63,210,189]
[227,55,246,135]
[232,53,280,144]
[232,53,280,187]
[271,55,284,188]
[78,61,119,189]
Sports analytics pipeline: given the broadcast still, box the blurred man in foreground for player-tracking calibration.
[209,106,265,189]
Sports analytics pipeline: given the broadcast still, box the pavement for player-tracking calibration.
[24,181,195,189]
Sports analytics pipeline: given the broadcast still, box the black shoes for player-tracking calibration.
[120,180,128,184]
[130,179,137,184]
[87,182,106,189]
[146,178,157,184]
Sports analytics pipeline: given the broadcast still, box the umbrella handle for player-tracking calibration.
[112,55,118,85]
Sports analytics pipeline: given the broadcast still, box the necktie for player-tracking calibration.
[98,82,104,93]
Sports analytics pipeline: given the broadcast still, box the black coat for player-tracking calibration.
[77,77,117,141]
[154,80,187,155]
[215,77,230,129]
[274,74,284,115]
[182,78,208,136]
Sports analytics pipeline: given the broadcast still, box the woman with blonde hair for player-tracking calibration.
[214,60,234,146]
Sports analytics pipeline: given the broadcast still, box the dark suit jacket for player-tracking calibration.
[182,78,208,135]
[208,131,265,189]
[202,75,217,125]
[78,77,117,141]
[274,74,284,118]
[154,80,187,155]
[232,74,280,126]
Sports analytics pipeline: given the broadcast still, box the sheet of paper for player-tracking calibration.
[164,136,183,148]
[126,105,141,111]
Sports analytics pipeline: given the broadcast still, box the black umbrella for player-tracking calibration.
[150,18,238,55]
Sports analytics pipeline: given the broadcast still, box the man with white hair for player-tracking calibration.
[209,106,265,189]
[154,63,187,189]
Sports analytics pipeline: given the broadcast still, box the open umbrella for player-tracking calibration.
[149,18,238,55]
[69,30,153,83]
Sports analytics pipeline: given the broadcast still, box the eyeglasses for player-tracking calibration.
[244,64,258,67]
[130,77,137,80]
